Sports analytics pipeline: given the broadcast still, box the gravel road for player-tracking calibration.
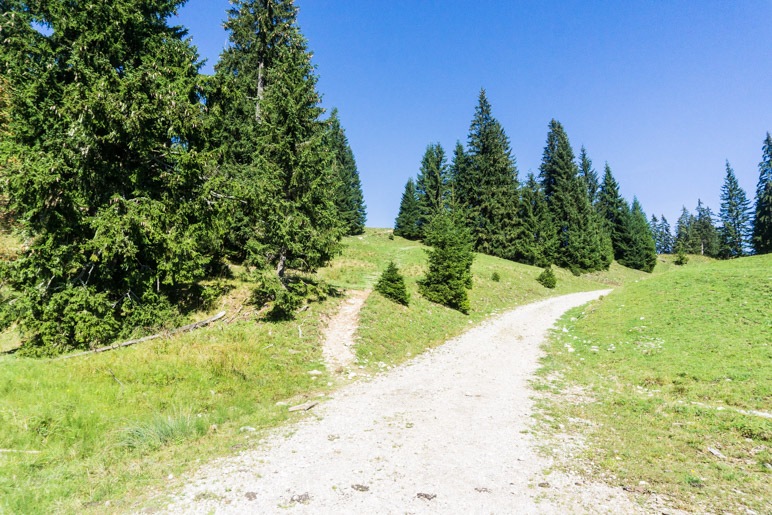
[163,289,649,514]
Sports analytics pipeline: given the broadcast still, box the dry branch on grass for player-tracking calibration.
[58,311,226,360]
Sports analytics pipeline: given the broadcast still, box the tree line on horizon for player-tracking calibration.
[0,0,366,354]
[650,133,772,259]
[394,90,658,276]
[395,94,772,273]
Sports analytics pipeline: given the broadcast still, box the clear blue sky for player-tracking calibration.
[175,0,772,228]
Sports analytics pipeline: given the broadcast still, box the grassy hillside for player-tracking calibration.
[537,254,772,513]
[0,229,647,513]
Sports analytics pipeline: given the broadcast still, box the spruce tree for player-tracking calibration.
[418,211,474,314]
[675,207,700,254]
[656,215,674,254]
[618,198,657,272]
[752,132,772,254]
[250,29,344,283]
[394,178,421,240]
[0,0,211,353]
[415,143,450,231]
[455,90,519,258]
[325,108,366,235]
[718,161,752,258]
[511,173,557,267]
[649,214,659,248]
[578,146,600,205]
[449,140,471,205]
[207,0,305,260]
[693,199,719,257]
[539,120,609,274]
[207,0,343,300]
[375,261,409,306]
[596,163,630,260]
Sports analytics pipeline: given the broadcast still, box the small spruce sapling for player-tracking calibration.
[674,241,689,266]
[418,211,475,314]
[491,271,501,282]
[537,267,557,289]
[375,262,410,306]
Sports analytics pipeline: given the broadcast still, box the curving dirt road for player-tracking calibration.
[163,289,649,514]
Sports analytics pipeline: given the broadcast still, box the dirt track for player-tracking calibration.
[163,289,653,514]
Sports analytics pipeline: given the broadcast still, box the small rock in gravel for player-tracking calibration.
[416,493,436,500]
[538,482,550,488]
[239,426,256,432]
[351,484,369,492]
[244,492,257,501]
[290,492,311,504]
[474,487,491,493]
[308,370,323,376]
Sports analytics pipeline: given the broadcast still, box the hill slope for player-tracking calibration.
[538,254,772,513]
[0,228,649,513]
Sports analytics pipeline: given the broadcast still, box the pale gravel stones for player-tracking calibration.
[162,290,657,514]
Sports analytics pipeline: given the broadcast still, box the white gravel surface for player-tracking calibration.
[163,289,652,514]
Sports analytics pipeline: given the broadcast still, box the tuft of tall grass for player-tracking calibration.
[119,408,208,452]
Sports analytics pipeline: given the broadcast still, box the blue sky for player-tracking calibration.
[175,0,772,228]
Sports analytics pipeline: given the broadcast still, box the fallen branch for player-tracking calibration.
[58,311,226,360]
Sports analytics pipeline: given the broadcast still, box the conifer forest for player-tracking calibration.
[0,0,770,356]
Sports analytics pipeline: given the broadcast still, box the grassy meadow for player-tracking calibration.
[0,228,638,513]
[537,254,772,513]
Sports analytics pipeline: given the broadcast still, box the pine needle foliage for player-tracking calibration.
[325,108,366,235]
[617,198,657,273]
[718,161,752,258]
[375,261,409,306]
[597,163,630,261]
[415,143,450,232]
[752,133,772,254]
[0,1,211,354]
[539,120,610,274]
[394,178,422,240]
[537,266,557,289]
[511,173,557,267]
[418,211,474,314]
[454,90,519,258]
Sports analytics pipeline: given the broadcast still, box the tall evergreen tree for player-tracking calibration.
[649,214,659,246]
[752,132,772,254]
[596,163,630,260]
[394,178,421,240]
[207,0,305,260]
[511,173,557,267]
[0,0,211,353]
[455,90,519,258]
[325,108,366,235]
[415,143,450,231]
[675,207,700,254]
[693,199,719,257]
[418,210,475,314]
[449,140,471,205]
[718,161,752,258]
[618,198,657,272]
[578,146,600,205]
[539,120,610,273]
[250,26,344,282]
[656,215,674,254]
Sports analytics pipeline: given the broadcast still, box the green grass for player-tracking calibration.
[0,228,650,513]
[331,229,649,369]
[537,254,772,513]
[0,299,338,514]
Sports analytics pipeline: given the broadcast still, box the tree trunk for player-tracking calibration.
[276,248,287,284]
[255,61,264,122]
